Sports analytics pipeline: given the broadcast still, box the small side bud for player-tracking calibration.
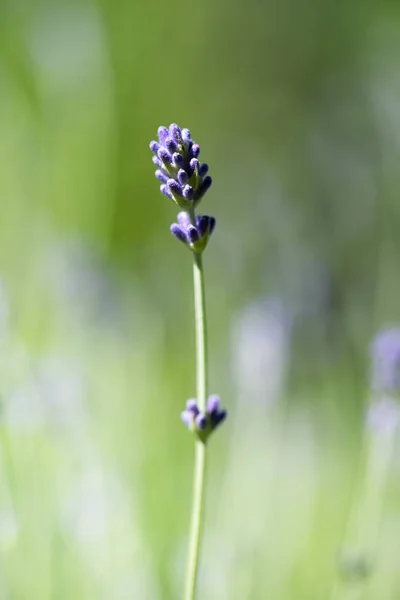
[177,212,191,229]
[187,225,200,244]
[157,126,169,144]
[169,123,182,144]
[206,394,220,415]
[195,175,212,201]
[181,411,192,427]
[181,128,192,144]
[167,179,183,198]
[160,184,173,199]
[178,169,189,185]
[158,147,172,164]
[191,143,200,158]
[183,185,195,201]
[172,153,184,167]
[211,409,227,428]
[150,140,160,153]
[170,224,187,244]
[199,163,209,177]
[209,216,216,235]
[186,399,199,415]
[196,215,210,238]
[152,155,163,168]
[190,158,199,172]
[165,137,178,154]
[155,169,169,184]
[195,414,207,430]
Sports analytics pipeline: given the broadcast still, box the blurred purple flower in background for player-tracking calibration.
[371,327,400,394]
[366,326,400,436]
[366,397,400,435]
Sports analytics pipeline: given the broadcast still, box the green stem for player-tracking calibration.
[193,253,208,413]
[184,252,208,600]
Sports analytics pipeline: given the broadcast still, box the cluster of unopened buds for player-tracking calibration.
[181,395,227,442]
[150,124,215,254]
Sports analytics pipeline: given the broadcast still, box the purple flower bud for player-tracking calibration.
[196,215,210,238]
[209,216,216,235]
[190,158,199,172]
[155,169,169,184]
[206,394,220,415]
[182,128,192,144]
[186,399,199,415]
[172,153,184,167]
[167,179,183,197]
[170,224,187,244]
[160,184,173,199]
[195,413,207,430]
[195,175,212,200]
[157,126,169,144]
[178,169,189,185]
[212,409,227,428]
[158,147,172,164]
[183,185,195,201]
[187,225,199,243]
[181,410,192,427]
[169,123,182,143]
[150,140,160,153]
[177,211,191,229]
[165,137,178,154]
[199,163,209,177]
[191,144,200,158]
[152,155,163,168]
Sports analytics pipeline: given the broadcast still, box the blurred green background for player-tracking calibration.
[1,0,400,598]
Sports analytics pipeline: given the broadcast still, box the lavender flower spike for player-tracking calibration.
[150,123,226,600]
[149,124,213,209]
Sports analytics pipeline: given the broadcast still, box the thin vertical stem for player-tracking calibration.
[193,253,208,412]
[184,252,208,600]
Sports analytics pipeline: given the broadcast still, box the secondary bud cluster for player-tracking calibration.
[150,124,215,254]
[171,212,216,254]
[181,395,227,442]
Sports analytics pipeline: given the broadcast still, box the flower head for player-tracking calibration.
[150,124,212,209]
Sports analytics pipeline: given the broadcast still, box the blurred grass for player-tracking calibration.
[0,0,400,598]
